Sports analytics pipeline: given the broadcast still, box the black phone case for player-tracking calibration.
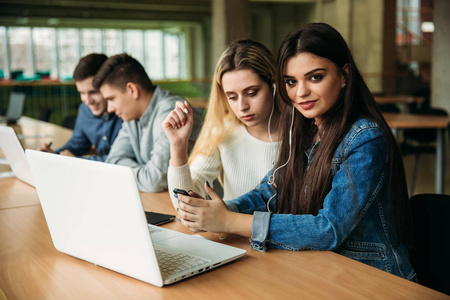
[145,211,175,225]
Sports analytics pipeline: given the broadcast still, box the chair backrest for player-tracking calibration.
[409,193,450,295]
[62,114,77,129]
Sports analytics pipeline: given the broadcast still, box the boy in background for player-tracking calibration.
[93,53,202,192]
[41,53,123,161]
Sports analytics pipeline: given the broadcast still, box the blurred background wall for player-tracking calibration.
[0,0,448,124]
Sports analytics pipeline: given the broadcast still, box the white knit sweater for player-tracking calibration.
[167,124,280,210]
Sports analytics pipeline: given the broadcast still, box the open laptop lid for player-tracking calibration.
[4,92,26,123]
[25,149,164,286]
[0,125,34,186]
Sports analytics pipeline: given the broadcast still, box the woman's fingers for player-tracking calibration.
[162,101,192,129]
[173,101,191,126]
[187,190,203,198]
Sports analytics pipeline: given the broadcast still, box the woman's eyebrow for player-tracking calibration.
[304,68,326,76]
[283,68,327,78]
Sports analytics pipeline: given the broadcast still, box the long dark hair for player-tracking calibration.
[274,23,412,245]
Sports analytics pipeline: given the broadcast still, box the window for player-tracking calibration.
[81,29,102,55]
[9,27,32,78]
[104,29,123,56]
[0,27,6,78]
[124,30,144,65]
[145,30,163,79]
[57,28,79,79]
[33,28,56,78]
[165,33,181,79]
[0,26,187,80]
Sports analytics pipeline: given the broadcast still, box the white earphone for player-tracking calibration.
[268,83,277,144]
[266,105,295,212]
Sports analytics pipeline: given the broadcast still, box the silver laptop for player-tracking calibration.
[0,92,26,124]
[25,149,246,287]
[0,125,34,186]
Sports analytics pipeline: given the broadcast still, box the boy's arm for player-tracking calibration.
[105,124,138,167]
[131,130,171,192]
[55,105,92,156]
[105,114,171,193]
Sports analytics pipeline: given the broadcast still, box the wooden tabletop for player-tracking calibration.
[8,116,73,150]
[0,189,447,299]
[383,112,450,129]
[374,95,424,105]
[0,118,447,299]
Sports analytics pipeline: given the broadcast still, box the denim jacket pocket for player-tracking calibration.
[336,240,392,273]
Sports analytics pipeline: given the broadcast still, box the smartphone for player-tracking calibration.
[174,187,210,200]
[145,211,175,226]
[173,188,190,196]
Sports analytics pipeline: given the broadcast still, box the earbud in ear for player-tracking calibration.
[272,83,276,98]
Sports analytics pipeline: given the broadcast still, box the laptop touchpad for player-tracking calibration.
[156,235,206,252]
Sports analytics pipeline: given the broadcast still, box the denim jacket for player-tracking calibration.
[226,117,415,280]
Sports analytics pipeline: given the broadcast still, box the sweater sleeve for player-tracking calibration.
[167,148,221,211]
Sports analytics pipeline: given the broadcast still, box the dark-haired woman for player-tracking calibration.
[176,23,415,280]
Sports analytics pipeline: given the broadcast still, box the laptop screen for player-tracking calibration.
[6,92,26,121]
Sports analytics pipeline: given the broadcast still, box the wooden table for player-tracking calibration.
[0,118,447,299]
[1,189,447,299]
[0,117,72,208]
[374,95,424,105]
[384,112,450,194]
[8,116,73,150]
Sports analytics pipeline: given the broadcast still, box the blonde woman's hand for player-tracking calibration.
[178,182,232,234]
[162,101,194,148]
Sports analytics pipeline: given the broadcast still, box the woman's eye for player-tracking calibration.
[310,74,323,81]
[284,79,296,86]
[248,90,257,97]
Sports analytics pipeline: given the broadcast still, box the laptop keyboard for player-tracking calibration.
[148,225,162,234]
[155,249,209,275]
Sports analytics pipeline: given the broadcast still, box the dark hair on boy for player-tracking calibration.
[72,53,108,82]
[92,53,154,92]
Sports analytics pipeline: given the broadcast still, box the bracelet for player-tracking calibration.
[218,233,227,240]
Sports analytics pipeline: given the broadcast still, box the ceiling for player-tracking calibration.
[0,0,212,28]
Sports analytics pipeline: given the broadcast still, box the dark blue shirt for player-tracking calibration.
[55,103,123,161]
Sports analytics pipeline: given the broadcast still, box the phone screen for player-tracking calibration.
[145,211,176,225]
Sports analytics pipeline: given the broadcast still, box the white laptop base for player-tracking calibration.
[0,125,34,186]
[25,150,245,287]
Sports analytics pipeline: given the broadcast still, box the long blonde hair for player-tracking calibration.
[189,39,281,164]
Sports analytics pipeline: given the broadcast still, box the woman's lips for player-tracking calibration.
[241,114,255,121]
[298,100,317,110]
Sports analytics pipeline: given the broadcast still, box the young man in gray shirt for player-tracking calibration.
[93,53,202,192]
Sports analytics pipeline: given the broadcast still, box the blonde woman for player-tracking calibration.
[163,39,283,210]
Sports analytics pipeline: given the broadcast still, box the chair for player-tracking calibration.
[400,89,448,195]
[62,115,77,129]
[409,193,450,295]
[39,107,52,122]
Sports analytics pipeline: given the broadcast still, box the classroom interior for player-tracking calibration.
[1,0,449,195]
[0,0,449,298]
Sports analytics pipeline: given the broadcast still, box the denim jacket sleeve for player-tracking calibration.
[228,124,388,252]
